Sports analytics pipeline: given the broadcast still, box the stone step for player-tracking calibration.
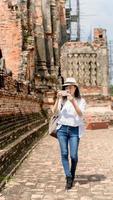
[0,113,44,134]
[0,113,42,126]
[0,115,15,123]
[0,118,28,133]
[85,106,113,129]
[0,119,45,149]
[86,122,109,130]
[0,115,26,127]
[0,121,48,188]
[0,114,26,124]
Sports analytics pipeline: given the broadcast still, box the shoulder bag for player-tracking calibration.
[49,101,64,138]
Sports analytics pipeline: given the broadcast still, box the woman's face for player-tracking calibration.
[65,85,76,96]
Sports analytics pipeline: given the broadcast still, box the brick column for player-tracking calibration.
[93,29,109,96]
[50,0,60,77]
[33,0,50,89]
[101,48,109,96]
[41,0,55,77]
[59,0,67,46]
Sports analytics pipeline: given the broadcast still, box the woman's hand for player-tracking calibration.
[57,90,62,99]
[67,93,74,101]
[68,95,83,117]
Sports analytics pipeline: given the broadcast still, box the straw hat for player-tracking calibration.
[63,77,78,87]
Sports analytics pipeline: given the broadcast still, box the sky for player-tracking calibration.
[71,0,113,41]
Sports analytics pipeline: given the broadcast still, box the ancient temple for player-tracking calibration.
[0,0,67,91]
[0,0,111,116]
[0,1,68,188]
[0,0,113,190]
[0,1,109,97]
[60,28,109,97]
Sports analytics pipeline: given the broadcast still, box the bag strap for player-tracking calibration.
[52,99,65,117]
[60,99,65,111]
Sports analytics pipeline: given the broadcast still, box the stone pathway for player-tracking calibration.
[1,127,113,200]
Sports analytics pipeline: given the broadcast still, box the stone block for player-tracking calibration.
[87,122,109,130]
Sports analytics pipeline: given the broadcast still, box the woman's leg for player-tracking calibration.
[57,125,71,177]
[69,126,80,181]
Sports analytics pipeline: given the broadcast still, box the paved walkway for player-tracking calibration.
[1,127,113,200]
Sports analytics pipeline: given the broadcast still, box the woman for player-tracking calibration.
[52,77,86,190]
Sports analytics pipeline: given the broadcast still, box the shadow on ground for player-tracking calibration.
[74,174,106,185]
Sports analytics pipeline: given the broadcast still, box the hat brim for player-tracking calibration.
[62,83,77,87]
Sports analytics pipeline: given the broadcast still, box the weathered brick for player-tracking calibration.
[86,122,109,130]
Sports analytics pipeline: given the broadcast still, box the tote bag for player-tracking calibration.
[49,101,64,138]
[49,114,59,138]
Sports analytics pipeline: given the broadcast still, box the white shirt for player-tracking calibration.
[56,98,86,138]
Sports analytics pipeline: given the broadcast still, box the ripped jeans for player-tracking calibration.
[57,125,80,178]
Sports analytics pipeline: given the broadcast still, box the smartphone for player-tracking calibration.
[61,90,68,96]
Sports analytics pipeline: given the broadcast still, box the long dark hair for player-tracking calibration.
[62,85,81,100]
[74,85,81,98]
[0,49,2,59]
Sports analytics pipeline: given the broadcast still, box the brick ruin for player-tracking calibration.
[0,0,66,87]
[0,1,110,109]
[60,28,109,97]
[60,28,113,130]
[0,1,113,128]
[0,0,113,189]
[0,0,67,188]
[0,0,68,114]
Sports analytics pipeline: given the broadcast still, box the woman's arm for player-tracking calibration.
[51,91,62,114]
[67,94,86,117]
[70,99,83,117]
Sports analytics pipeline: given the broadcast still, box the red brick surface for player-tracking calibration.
[86,122,109,130]
[0,1,22,79]
[0,93,41,116]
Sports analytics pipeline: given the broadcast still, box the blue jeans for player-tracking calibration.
[57,125,80,178]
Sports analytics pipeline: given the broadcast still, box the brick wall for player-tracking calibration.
[0,1,22,80]
[80,86,102,96]
[0,93,41,116]
[0,76,42,117]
